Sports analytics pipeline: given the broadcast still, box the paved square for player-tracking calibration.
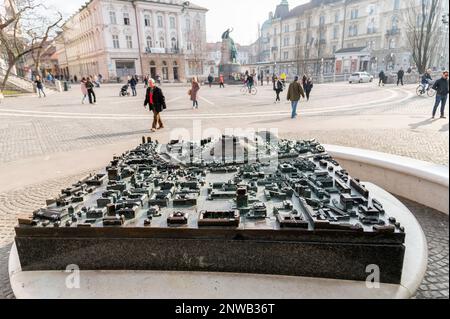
[0,81,448,299]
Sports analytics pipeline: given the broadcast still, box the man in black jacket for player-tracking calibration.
[432,70,449,119]
[144,78,166,132]
[397,68,404,86]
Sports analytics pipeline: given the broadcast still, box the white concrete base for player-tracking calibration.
[9,183,428,299]
[325,145,449,214]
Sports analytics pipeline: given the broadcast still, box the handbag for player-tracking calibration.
[188,89,192,96]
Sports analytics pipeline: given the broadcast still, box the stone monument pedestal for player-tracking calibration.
[219,38,241,84]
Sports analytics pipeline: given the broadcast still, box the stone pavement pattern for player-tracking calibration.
[0,82,448,299]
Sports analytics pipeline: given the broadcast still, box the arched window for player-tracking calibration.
[171,37,177,49]
[146,36,153,49]
[150,60,156,66]
[392,16,398,31]
[389,38,396,49]
[159,36,165,48]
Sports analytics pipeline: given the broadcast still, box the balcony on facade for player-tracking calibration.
[386,28,400,36]
[145,47,183,55]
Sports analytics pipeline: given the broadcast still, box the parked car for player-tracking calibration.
[349,72,374,84]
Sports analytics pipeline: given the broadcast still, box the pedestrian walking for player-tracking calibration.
[260,72,264,86]
[208,74,214,88]
[129,76,137,96]
[378,70,386,86]
[266,75,270,85]
[287,76,305,119]
[81,77,88,104]
[144,78,166,132]
[143,76,149,88]
[431,70,449,119]
[274,77,283,103]
[397,68,405,86]
[190,77,200,109]
[35,75,46,98]
[302,74,307,89]
[219,74,225,88]
[86,77,97,104]
[304,77,314,101]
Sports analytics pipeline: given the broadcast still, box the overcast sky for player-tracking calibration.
[46,0,308,45]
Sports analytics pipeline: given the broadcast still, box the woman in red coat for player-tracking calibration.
[190,77,200,109]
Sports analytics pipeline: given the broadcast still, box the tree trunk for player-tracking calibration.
[1,63,15,92]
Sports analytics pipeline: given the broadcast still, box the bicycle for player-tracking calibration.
[240,84,257,96]
[416,83,436,97]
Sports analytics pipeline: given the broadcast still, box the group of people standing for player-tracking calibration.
[207,74,225,88]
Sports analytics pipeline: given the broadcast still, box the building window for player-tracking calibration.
[146,36,153,49]
[335,12,339,23]
[319,16,325,26]
[333,26,339,39]
[144,14,151,27]
[170,16,176,29]
[186,18,191,31]
[109,11,117,24]
[394,0,400,10]
[171,37,177,49]
[389,38,396,49]
[283,37,290,47]
[187,41,192,50]
[283,52,289,60]
[123,12,130,25]
[284,24,289,33]
[160,36,165,48]
[350,8,359,20]
[157,15,163,28]
[126,35,133,49]
[196,19,201,29]
[112,35,120,49]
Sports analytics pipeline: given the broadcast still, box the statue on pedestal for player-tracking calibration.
[221,28,238,64]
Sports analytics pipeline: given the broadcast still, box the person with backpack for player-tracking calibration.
[274,76,283,103]
[144,78,166,132]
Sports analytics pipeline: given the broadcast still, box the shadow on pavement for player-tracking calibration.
[74,129,151,141]
[409,118,439,130]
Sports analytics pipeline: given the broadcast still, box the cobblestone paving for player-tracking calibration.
[0,170,97,299]
[0,83,448,166]
[399,197,449,299]
[0,176,447,299]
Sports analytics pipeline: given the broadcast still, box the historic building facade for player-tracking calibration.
[56,0,208,82]
[249,0,449,79]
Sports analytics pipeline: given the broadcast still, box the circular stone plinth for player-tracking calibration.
[9,183,428,299]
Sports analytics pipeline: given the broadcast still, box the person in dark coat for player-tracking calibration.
[304,77,314,101]
[144,78,166,132]
[86,77,96,104]
[128,76,137,96]
[274,77,283,103]
[397,68,405,86]
[207,74,214,88]
[378,70,386,87]
[431,70,449,119]
[190,77,200,109]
